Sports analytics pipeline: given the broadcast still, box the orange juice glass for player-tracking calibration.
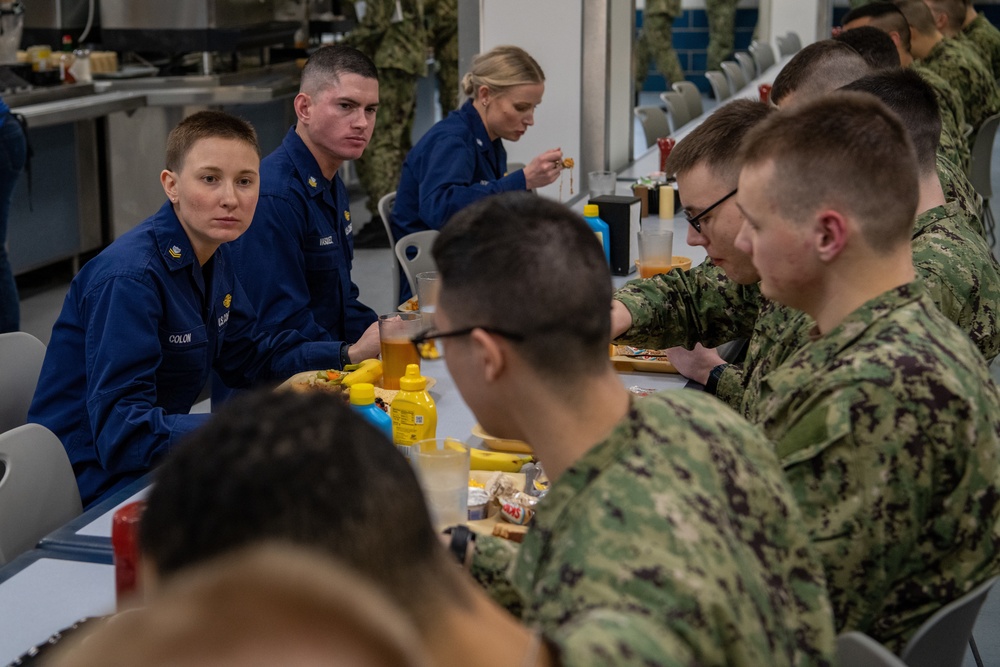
[379,312,423,390]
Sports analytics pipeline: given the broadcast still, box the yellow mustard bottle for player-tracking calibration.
[391,363,437,459]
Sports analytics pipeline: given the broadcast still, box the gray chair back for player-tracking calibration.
[735,52,756,81]
[0,332,46,434]
[659,91,692,133]
[970,113,1000,200]
[704,70,731,102]
[377,191,401,306]
[394,231,440,301]
[900,576,998,667]
[749,40,777,73]
[720,60,746,92]
[634,105,671,148]
[836,632,908,667]
[672,80,704,119]
[0,423,83,565]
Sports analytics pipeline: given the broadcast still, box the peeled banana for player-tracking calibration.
[341,358,383,387]
[470,448,534,472]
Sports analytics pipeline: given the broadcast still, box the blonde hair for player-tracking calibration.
[461,45,545,99]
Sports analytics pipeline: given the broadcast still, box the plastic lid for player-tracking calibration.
[583,204,599,217]
[349,383,375,405]
[398,363,427,391]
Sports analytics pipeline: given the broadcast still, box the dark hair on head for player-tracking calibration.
[164,110,260,172]
[894,0,939,36]
[841,68,941,174]
[738,91,918,253]
[924,0,966,33]
[301,44,378,96]
[770,40,871,106]
[140,389,466,618]
[432,191,611,383]
[842,2,913,53]
[834,26,901,69]
[665,99,775,186]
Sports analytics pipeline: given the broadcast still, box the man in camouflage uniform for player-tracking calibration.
[633,0,685,92]
[895,0,1000,137]
[737,91,1000,652]
[344,0,427,221]
[425,0,458,111]
[962,0,1000,76]
[432,191,837,666]
[705,0,738,71]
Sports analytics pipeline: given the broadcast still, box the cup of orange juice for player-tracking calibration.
[378,312,423,390]
[637,229,674,278]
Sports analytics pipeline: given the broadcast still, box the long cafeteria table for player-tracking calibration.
[0,56,793,665]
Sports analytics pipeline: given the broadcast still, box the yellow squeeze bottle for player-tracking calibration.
[391,363,437,458]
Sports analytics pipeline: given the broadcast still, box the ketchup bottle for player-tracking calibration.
[111,500,146,610]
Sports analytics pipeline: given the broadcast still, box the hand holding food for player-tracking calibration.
[523,148,565,190]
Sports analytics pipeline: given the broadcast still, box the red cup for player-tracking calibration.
[111,500,146,610]
[656,137,676,173]
[759,83,772,105]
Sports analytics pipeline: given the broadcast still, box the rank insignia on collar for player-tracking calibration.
[223,293,232,308]
[308,176,318,188]
[168,245,182,259]
[345,211,350,221]
[476,138,483,147]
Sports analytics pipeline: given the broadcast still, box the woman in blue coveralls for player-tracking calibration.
[28,111,348,508]
[391,45,566,300]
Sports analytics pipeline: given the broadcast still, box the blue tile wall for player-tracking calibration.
[637,8,760,95]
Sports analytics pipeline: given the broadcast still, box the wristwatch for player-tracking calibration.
[705,363,729,395]
[339,343,352,369]
[445,525,476,566]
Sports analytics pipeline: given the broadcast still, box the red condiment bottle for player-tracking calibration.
[657,137,676,173]
[111,500,146,610]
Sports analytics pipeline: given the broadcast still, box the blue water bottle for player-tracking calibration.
[583,204,611,265]
[349,383,393,440]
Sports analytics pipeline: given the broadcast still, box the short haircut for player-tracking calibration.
[770,40,872,106]
[739,91,918,253]
[895,0,939,36]
[834,25,902,69]
[46,545,431,667]
[140,390,467,619]
[164,110,260,172]
[841,68,941,175]
[300,44,378,96]
[460,45,545,98]
[665,98,776,186]
[842,2,913,53]
[924,0,966,33]
[432,191,610,383]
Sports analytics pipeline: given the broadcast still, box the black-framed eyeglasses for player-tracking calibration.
[684,188,737,233]
[410,326,525,359]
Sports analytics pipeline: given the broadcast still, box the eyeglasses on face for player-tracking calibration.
[409,326,525,359]
[684,188,737,233]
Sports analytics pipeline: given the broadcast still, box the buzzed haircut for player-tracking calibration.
[140,389,467,617]
[834,25,902,69]
[841,68,942,175]
[300,44,378,96]
[739,92,919,253]
[924,0,966,33]
[895,0,939,36]
[770,40,872,106]
[842,2,913,53]
[164,110,260,172]
[665,99,776,186]
[432,191,611,383]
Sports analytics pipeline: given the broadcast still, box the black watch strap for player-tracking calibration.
[339,343,352,369]
[447,525,475,565]
[705,363,729,395]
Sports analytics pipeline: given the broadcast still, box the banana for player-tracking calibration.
[340,358,383,387]
[470,448,534,473]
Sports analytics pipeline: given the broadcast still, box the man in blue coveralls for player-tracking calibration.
[29,111,348,508]
[216,45,381,404]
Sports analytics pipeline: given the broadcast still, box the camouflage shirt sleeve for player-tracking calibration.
[470,533,525,616]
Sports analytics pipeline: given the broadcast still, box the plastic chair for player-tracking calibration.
[784,31,802,52]
[394,230,440,301]
[735,52,756,81]
[836,632,908,667]
[377,191,401,306]
[777,33,798,56]
[672,80,704,119]
[0,423,83,565]
[749,40,776,74]
[634,105,671,148]
[659,91,692,133]
[704,70,731,102]
[899,575,998,667]
[0,331,46,434]
[969,112,1000,242]
[720,60,746,93]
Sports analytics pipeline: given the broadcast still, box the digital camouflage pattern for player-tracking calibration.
[634,0,685,89]
[936,152,985,236]
[344,0,427,215]
[472,391,837,666]
[964,13,1000,78]
[918,36,1000,136]
[705,0,739,71]
[911,62,970,173]
[749,282,1000,651]
[912,200,1000,360]
[425,0,459,111]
